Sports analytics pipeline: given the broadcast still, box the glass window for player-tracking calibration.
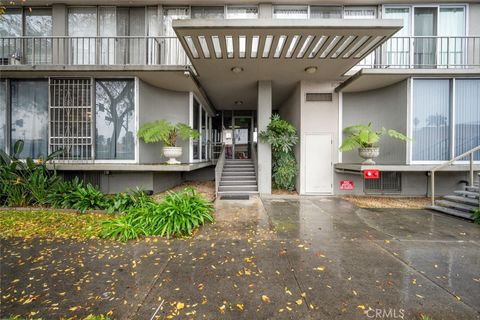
[95,80,135,160]
[310,6,342,19]
[226,6,258,19]
[202,111,207,160]
[11,80,49,159]
[0,81,6,151]
[384,8,410,36]
[68,7,97,64]
[192,99,200,160]
[412,79,451,161]
[455,79,480,160]
[191,6,224,19]
[0,8,22,36]
[344,7,377,19]
[439,7,465,66]
[273,5,308,19]
[25,8,53,64]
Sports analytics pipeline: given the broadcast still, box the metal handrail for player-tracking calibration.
[430,145,480,206]
[214,144,226,198]
[0,36,189,66]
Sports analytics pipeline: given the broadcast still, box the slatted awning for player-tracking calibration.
[173,19,402,109]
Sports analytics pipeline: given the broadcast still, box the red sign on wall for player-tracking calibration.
[340,180,354,190]
[363,169,380,179]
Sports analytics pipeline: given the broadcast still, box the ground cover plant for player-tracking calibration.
[1,141,215,241]
[472,209,480,224]
[99,187,214,241]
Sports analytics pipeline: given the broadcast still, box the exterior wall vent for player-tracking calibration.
[305,93,333,102]
[364,172,402,194]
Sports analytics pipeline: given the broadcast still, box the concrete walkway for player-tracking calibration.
[1,197,479,319]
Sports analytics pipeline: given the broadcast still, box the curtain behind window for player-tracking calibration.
[412,79,451,161]
[384,8,410,66]
[191,6,224,19]
[0,8,22,61]
[162,7,190,65]
[95,80,135,160]
[439,7,465,66]
[273,6,308,19]
[455,79,480,160]
[310,6,342,19]
[11,80,49,159]
[68,7,97,64]
[25,8,53,64]
[0,81,5,151]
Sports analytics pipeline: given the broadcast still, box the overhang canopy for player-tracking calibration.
[173,19,402,109]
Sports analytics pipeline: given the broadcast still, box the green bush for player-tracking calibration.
[105,188,153,214]
[259,114,299,190]
[99,187,214,241]
[0,140,62,207]
[272,152,297,191]
[47,177,107,213]
[472,210,480,225]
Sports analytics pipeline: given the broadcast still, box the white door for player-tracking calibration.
[305,133,333,194]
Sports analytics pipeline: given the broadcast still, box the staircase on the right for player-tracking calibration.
[429,184,479,221]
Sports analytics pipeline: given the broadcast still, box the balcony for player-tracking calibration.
[357,36,480,69]
[0,36,189,66]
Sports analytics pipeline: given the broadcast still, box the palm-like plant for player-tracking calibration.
[339,123,408,152]
[138,120,199,147]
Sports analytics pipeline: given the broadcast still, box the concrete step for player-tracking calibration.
[218,185,258,192]
[454,190,479,199]
[465,185,479,192]
[218,190,259,195]
[222,171,256,176]
[223,165,255,169]
[221,175,257,181]
[435,200,477,213]
[225,160,253,163]
[444,195,479,206]
[223,167,255,172]
[220,180,257,186]
[428,205,474,220]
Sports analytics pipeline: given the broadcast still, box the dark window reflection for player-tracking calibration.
[0,81,6,151]
[95,80,135,160]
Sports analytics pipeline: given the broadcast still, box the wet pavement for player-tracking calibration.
[1,197,479,319]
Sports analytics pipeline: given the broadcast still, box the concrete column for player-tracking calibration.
[257,80,272,194]
[258,3,273,19]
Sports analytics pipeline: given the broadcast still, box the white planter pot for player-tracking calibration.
[358,147,380,165]
[163,147,182,165]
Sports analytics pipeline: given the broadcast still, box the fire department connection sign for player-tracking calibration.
[339,180,354,190]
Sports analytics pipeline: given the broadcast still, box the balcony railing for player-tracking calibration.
[0,36,190,66]
[357,36,480,69]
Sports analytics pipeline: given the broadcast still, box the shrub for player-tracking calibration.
[47,177,107,213]
[259,114,299,190]
[105,188,153,214]
[472,209,480,225]
[0,140,62,206]
[99,188,214,241]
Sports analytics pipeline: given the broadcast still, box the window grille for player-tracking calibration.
[49,78,94,162]
[364,172,402,193]
[305,93,333,102]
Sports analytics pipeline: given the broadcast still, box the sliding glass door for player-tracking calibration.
[414,7,437,67]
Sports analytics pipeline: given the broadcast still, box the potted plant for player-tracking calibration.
[339,123,408,165]
[138,120,199,165]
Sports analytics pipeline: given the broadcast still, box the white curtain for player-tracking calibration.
[0,9,22,62]
[11,80,49,159]
[99,7,116,64]
[68,7,97,64]
[439,7,465,66]
[0,81,5,151]
[162,7,190,65]
[226,6,258,19]
[455,79,480,160]
[191,6,224,19]
[412,79,451,161]
[310,6,342,19]
[383,8,410,67]
[344,7,377,19]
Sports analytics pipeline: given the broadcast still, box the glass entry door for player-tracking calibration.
[232,116,253,159]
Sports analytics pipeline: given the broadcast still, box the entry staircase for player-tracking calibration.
[218,159,258,195]
[215,144,258,197]
[429,146,480,221]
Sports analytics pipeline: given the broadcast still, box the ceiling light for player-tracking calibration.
[234,100,243,105]
[231,66,244,73]
[305,66,318,74]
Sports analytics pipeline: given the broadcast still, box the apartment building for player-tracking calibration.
[0,2,479,207]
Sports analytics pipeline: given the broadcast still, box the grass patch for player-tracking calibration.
[0,210,111,239]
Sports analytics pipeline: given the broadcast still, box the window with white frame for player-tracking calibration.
[226,5,258,19]
[344,6,377,19]
[273,5,308,19]
[191,6,224,19]
[191,96,211,162]
[412,78,480,162]
[310,6,343,19]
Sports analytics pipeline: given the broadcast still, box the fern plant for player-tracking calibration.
[339,123,409,152]
[137,120,199,147]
